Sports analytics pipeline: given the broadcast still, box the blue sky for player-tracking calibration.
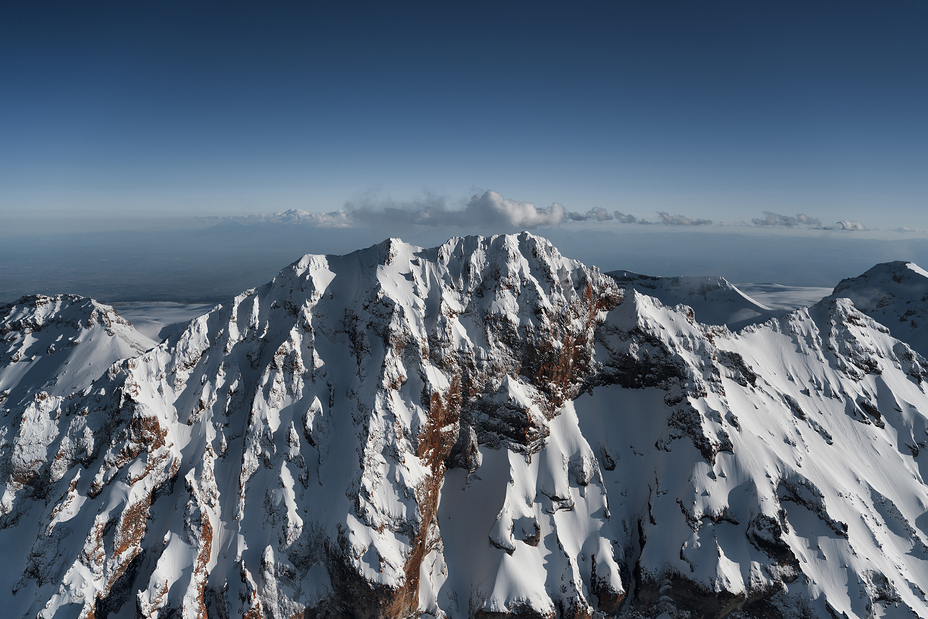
[2,1,927,231]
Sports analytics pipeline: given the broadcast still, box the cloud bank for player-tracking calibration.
[752,211,823,228]
[566,207,614,222]
[750,211,868,232]
[231,192,718,231]
[233,209,353,228]
[831,220,867,232]
[345,191,565,229]
[613,212,652,225]
[348,193,712,229]
[656,212,713,226]
[215,192,876,236]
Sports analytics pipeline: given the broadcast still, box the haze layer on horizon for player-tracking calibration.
[3,219,928,304]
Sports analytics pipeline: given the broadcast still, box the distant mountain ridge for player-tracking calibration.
[605,270,781,328]
[2,236,928,618]
[827,260,928,358]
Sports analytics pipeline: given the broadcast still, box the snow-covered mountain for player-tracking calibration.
[828,261,928,358]
[3,235,928,619]
[605,271,780,328]
[1,295,157,402]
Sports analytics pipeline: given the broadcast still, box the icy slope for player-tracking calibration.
[828,260,928,358]
[3,236,928,619]
[605,271,780,328]
[0,295,157,616]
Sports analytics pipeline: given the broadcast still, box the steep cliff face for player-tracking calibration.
[3,235,928,619]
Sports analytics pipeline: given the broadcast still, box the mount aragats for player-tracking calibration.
[3,233,928,619]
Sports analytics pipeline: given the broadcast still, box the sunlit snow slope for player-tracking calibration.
[2,235,928,619]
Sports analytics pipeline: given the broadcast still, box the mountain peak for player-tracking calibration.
[834,260,928,286]
[829,260,928,358]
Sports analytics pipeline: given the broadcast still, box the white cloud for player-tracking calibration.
[752,211,823,228]
[613,211,653,225]
[566,207,614,222]
[657,212,712,226]
[468,191,566,227]
[829,220,868,232]
[797,214,821,226]
[346,191,566,229]
[215,208,353,227]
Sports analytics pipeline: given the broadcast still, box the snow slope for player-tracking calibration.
[732,283,831,312]
[112,302,218,342]
[828,261,928,358]
[0,295,156,403]
[606,271,781,329]
[3,236,928,619]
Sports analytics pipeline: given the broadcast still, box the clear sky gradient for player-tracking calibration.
[3,1,927,230]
